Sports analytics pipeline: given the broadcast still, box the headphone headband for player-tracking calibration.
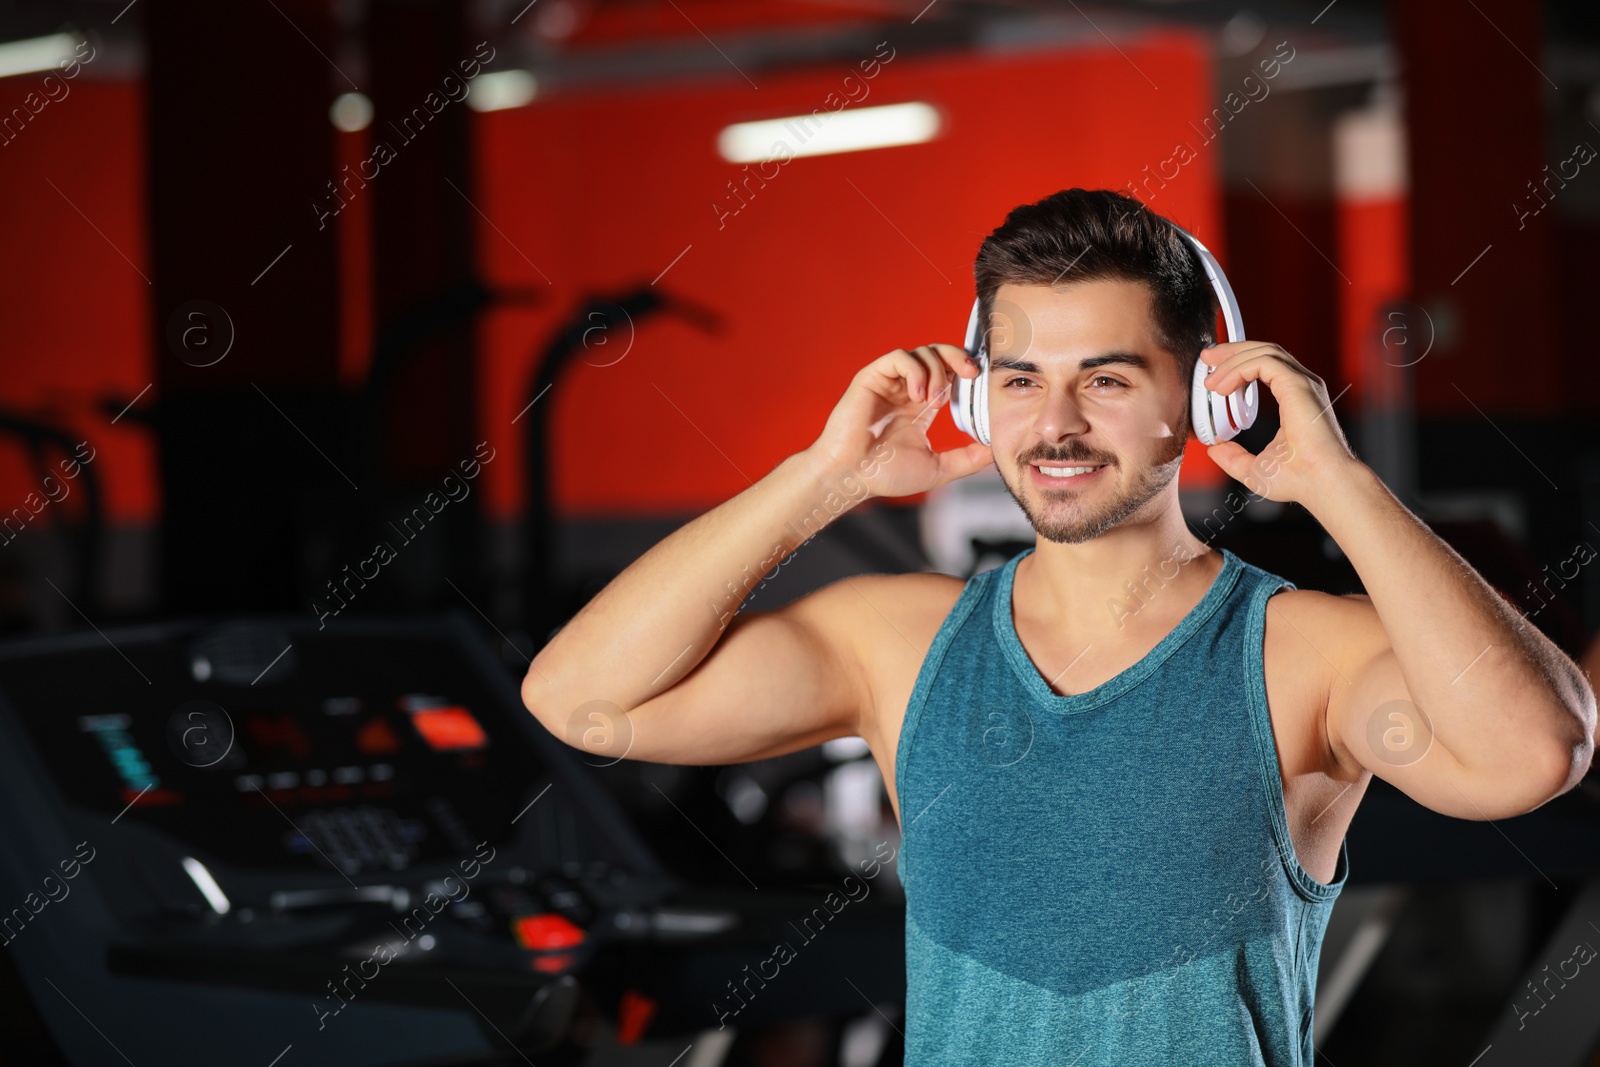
[1176,228,1244,349]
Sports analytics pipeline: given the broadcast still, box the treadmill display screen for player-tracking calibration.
[0,629,554,876]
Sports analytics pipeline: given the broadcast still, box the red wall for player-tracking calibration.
[0,79,154,524]
[1337,196,1410,408]
[0,30,1223,528]
[472,31,1225,518]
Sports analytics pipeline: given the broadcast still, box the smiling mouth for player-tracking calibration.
[1032,463,1106,477]
[1027,460,1110,487]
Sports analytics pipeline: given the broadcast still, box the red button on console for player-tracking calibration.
[513,913,585,951]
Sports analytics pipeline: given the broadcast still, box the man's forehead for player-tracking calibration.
[993,277,1155,316]
[987,279,1169,365]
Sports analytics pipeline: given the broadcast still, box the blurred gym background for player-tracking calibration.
[1,0,1599,1064]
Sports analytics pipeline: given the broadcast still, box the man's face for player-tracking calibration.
[985,278,1190,544]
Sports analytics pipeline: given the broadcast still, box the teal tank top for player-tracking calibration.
[895,546,1348,1066]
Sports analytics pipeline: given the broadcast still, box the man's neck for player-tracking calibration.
[1017,522,1223,641]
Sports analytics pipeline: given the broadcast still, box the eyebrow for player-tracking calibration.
[989,352,1152,374]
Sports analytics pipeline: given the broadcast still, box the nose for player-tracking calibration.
[1031,381,1089,442]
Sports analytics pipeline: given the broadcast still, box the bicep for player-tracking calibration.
[1325,639,1470,809]
[562,579,871,767]
[1323,595,1547,819]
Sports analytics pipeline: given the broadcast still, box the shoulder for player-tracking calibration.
[784,569,971,726]
[1260,586,1390,775]
[1261,587,1389,665]
[800,570,971,660]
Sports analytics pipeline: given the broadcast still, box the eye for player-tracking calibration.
[1089,375,1126,389]
[1002,376,1037,390]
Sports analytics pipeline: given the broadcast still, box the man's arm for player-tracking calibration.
[520,344,992,767]
[1581,631,1600,703]
[1310,464,1595,818]
[1198,341,1595,820]
[522,449,876,765]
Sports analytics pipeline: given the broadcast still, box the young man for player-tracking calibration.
[521,189,1595,1065]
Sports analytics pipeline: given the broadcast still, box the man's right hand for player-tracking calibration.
[805,342,995,499]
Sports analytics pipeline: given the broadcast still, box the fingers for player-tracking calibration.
[866,344,973,405]
[929,342,981,376]
[850,343,978,456]
[901,345,948,404]
[913,344,976,368]
[1202,344,1314,393]
[1200,341,1273,372]
[932,440,995,490]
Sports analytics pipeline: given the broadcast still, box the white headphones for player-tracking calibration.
[948,226,1258,448]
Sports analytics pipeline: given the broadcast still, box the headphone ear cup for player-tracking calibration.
[952,351,990,445]
[957,298,988,445]
[977,354,991,446]
[951,373,973,437]
[1191,354,1217,446]
[952,358,987,444]
[1228,381,1259,437]
[1209,388,1235,443]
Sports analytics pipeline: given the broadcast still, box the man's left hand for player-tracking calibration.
[1198,340,1360,507]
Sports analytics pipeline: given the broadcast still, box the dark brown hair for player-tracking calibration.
[973,188,1217,381]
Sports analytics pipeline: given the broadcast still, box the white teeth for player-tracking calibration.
[1036,464,1103,477]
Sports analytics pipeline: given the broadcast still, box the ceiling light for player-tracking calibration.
[468,70,537,112]
[717,101,941,164]
[329,92,372,132]
[0,33,80,80]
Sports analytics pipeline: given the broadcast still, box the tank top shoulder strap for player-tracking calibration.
[1233,557,1350,902]
[893,561,1003,842]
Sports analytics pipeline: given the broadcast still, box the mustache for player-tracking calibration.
[1022,450,1115,467]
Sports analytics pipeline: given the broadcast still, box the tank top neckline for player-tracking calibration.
[993,545,1245,714]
